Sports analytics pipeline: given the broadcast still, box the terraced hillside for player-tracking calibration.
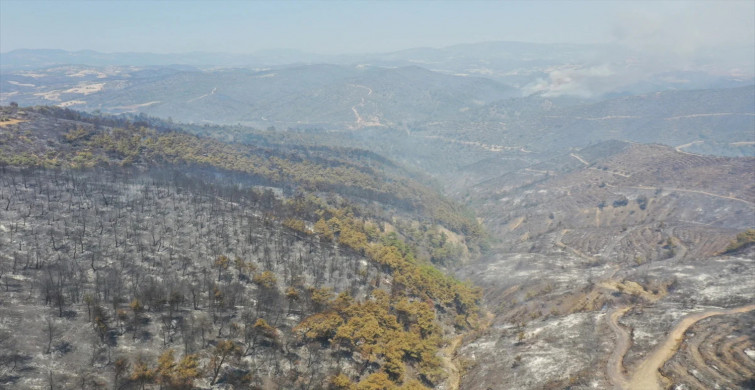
[452,139,755,389]
[455,224,755,390]
[662,310,755,389]
[471,140,754,265]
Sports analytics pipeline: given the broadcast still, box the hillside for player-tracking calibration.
[453,140,755,389]
[0,105,482,238]
[0,105,483,389]
[472,140,755,263]
[0,64,517,127]
[3,62,751,160]
[421,85,755,157]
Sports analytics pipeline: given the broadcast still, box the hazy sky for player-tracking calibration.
[1,0,753,54]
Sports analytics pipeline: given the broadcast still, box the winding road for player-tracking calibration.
[349,84,381,128]
[627,185,754,207]
[607,306,632,389]
[607,304,755,390]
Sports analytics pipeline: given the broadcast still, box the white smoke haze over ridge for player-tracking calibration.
[524,65,620,98]
[524,1,755,97]
[612,2,754,60]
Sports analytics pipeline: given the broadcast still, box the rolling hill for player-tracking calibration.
[0,64,518,127]
[0,104,485,389]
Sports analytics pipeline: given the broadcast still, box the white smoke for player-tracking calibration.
[523,64,617,98]
[524,1,755,98]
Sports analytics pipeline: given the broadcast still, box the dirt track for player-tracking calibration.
[606,306,632,389]
[628,185,754,207]
[440,335,464,390]
[608,304,755,390]
[626,304,755,390]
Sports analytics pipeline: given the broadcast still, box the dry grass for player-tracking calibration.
[0,118,27,127]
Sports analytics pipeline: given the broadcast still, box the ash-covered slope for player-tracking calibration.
[0,105,484,389]
[0,105,482,236]
[454,140,755,389]
[472,140,755,264]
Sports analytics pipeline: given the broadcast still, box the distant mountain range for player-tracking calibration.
[0,63,518,126]
[1,42,753,162]
[1,60,752,159]
[3,41,753,98]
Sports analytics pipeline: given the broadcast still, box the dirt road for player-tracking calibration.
[570,153,590,165]
[440,335,464,390]
[349,84,381,128]
[626,304,755,390]
[628,185,754,207]
[607,306,632,389]
[609,304,755,390]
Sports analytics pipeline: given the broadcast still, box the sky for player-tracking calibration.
[1,0,753,54]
